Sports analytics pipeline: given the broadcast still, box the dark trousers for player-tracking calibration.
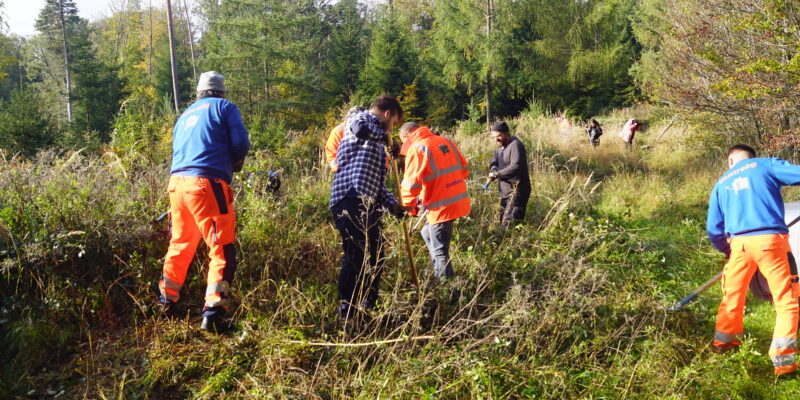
[500,189,530,228]
[331,195,384,313]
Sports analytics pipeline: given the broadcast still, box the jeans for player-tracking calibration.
[331,195,384,315]
[421,220,455,280]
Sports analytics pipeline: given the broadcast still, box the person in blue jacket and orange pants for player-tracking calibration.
[158,71,250,333]
[707,144,800,375]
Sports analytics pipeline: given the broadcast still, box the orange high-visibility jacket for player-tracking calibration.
[401,127,470,224]
[325,123,345,171]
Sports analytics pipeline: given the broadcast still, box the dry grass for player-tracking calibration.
[2,110,785,399]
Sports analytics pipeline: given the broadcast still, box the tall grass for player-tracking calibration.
[2,110,798,398]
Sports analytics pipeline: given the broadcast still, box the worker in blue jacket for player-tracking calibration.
[706,144,800,375]
[159,71,250,333]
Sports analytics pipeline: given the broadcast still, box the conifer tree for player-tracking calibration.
[360,14,418,97]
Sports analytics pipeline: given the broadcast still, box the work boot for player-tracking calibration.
[338,300,354,320]
[710,343,740,354]
[337,300,373,333]
[447,286,462,305]
[157,296,179,318]
[775,363,798,377]
[200,307,234,333]
[200,314,234,333]
[360,297,377,312]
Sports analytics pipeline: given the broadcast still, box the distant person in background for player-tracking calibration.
[587,118,602,147]
[489,121,531,229]
[619,118,640,150]
[325,106,366,172]
[706,144,800,376]
[159,71,250,333]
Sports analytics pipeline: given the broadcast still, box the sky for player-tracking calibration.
[5,0,112,37]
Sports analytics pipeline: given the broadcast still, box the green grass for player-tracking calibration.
[3,110,800,398]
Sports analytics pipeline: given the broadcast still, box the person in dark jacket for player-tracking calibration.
[159,71,250,333]
[587,118,602,147]
[489,121,531,228]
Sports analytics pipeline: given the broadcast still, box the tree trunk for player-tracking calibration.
[58,0,72,123]
[485,0,493,128]
[182,0,197,81]
[148,0,153,79]
[166,0,180,112]
[114,0,126,62]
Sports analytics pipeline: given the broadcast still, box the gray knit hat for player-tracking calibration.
[196,71,226,93]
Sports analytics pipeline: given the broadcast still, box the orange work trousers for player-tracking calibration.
[159,175,237,315]
[714,234,800,375]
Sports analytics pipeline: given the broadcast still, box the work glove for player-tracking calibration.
[488,171,498,179]
[388,202,408,219]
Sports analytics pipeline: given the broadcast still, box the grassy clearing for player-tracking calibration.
[2,110,800,398]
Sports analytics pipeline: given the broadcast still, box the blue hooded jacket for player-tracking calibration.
[170,97,250,183]
[707,157,800,256]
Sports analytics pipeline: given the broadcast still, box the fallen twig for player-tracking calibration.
[287,335,435,347]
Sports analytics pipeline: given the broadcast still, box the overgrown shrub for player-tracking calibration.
[1,113,786,398]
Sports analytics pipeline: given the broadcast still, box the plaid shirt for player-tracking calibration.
[330,111,398,208]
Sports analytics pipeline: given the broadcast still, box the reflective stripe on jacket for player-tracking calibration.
[325,123,345,171]
[400,127,470,224]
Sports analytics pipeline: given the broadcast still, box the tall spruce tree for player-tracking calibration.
[323,0,367,104]
[429,0,503,123]
[0,89,56,156]
[360,14,418,97]
[33,0,125,141]
[200,0,328,127]
[35,0,80,123]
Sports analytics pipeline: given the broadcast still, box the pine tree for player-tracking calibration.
[35,0,81,123]
[360,14,418,97]
[32,0,125,141]
[0,89,56,156]
[429,0,503,124]
[323,0,367,104]
[200,0,328,127]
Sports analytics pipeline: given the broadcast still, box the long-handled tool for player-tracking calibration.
[670,214,800,311]
[386,133,419,288]
[668,272,724,311]
[482,177,495,190]
[412,209,429,230]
